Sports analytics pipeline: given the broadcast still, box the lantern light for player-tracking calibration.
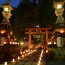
[4,7,9,11]
[46,50,48,53]
[57,4,62,9]
[4,42,6,44]
[18,56,20,60]
[4,62,7,65]
[2,3,13,11]
[12,59,15,62]
[54,42,56,44]
[60,29,64,33]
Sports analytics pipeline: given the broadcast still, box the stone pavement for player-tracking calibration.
[0,62,46,65]
[0,49,46,65]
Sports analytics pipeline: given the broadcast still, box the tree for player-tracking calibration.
[11,0,56,41]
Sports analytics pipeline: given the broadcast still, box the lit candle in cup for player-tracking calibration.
[4,62,7,65]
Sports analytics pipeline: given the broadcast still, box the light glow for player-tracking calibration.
[60,29,64,33]
[46,50,48,53]
[54,42,56,44]
[18,56,20,60]
[48,42,52,45]
[4,42,6,44]
[4,7,9,11]
[21,42,24,45]
[38,60,40,64]
[18,43,19,44]
[1,30,6,34]
[10,42,11,44]
[12,59,15,62]
[39,57,41,61]
[4,62,7,65]
[22,55,24,57]
[57,4,62,9]
[20,52,22,54]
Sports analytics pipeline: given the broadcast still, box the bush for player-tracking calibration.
[2,44,20,60]
[48,47,65,61]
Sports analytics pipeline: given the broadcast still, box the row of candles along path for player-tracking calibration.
[37,49,49,65]
[37,50,44,65]
[4,49,36,65]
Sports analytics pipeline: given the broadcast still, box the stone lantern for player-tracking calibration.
[0,3,14,45]
[53,0,65,60]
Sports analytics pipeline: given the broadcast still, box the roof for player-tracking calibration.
[2,3,14,10]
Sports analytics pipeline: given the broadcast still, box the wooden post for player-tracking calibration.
[46,29,48,50]
[28,30,31,49]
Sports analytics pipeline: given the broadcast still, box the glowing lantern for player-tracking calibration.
[4,62,7,65]
[18,56,20,60]
[2,3,13,18]
[0,29,6,34]
[12,59,15,62]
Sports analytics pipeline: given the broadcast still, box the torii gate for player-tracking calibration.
[25,28,52,49]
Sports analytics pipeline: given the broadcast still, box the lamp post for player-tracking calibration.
[53,0,65,61]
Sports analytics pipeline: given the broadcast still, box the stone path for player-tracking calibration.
[0,49,46,65]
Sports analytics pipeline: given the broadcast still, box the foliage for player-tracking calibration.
[33,38,41,44]
[11,0,56,41]
[47,47,65,61]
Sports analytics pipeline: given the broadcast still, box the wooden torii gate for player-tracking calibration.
[25,28,52,49]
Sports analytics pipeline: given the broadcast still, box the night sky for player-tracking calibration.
[0,0,21,8]
[0,0,43,8]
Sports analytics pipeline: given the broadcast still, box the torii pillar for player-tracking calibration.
[46,29,48,50]
[28,29,31,49]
